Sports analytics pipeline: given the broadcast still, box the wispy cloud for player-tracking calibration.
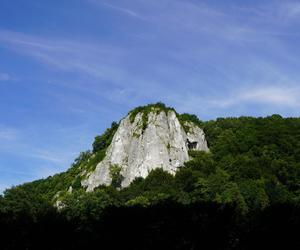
[0,168,35,178]
[0,29,127,81]
[0,72,10,81]
[208,85,300,109]
[0,0,299,117]
[276,1,300,21]
[0,125,18,140]
[0,123,77,166]
[86,0,145,20]
[235,85,300,107]
[102,2,144,19]
[25,149,69,164]
[170,83,300,119]
[235,1,300,27]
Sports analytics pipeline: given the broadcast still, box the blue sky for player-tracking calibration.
[1,0,300,192]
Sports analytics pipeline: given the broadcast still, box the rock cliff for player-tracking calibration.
[82,107,209,191]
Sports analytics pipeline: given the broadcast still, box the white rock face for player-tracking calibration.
[82,110,209,191]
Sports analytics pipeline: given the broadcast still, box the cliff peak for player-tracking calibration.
[81,105,209,191]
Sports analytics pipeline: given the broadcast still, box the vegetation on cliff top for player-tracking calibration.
[128,102,203,132]
[128,102,176,131]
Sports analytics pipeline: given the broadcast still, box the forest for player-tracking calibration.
[0,112,299,249]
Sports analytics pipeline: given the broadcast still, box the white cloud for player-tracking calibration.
[236,85,300,107]
[209,85,300,109]
[168,84,300,119]
[204,85,290,106]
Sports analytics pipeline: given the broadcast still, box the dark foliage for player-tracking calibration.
[0,201,299,249]
[92,122,119,153]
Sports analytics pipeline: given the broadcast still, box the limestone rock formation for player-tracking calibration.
[82,108,209,191]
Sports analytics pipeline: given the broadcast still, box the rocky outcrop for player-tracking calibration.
[82,109,209,191]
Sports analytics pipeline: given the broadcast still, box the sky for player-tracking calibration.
[1,0,300,192]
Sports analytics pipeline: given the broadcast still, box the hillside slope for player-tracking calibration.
[1,104,299,212]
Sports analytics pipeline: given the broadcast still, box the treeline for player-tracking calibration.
[0,113,300,249]
[0,199,299,249]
